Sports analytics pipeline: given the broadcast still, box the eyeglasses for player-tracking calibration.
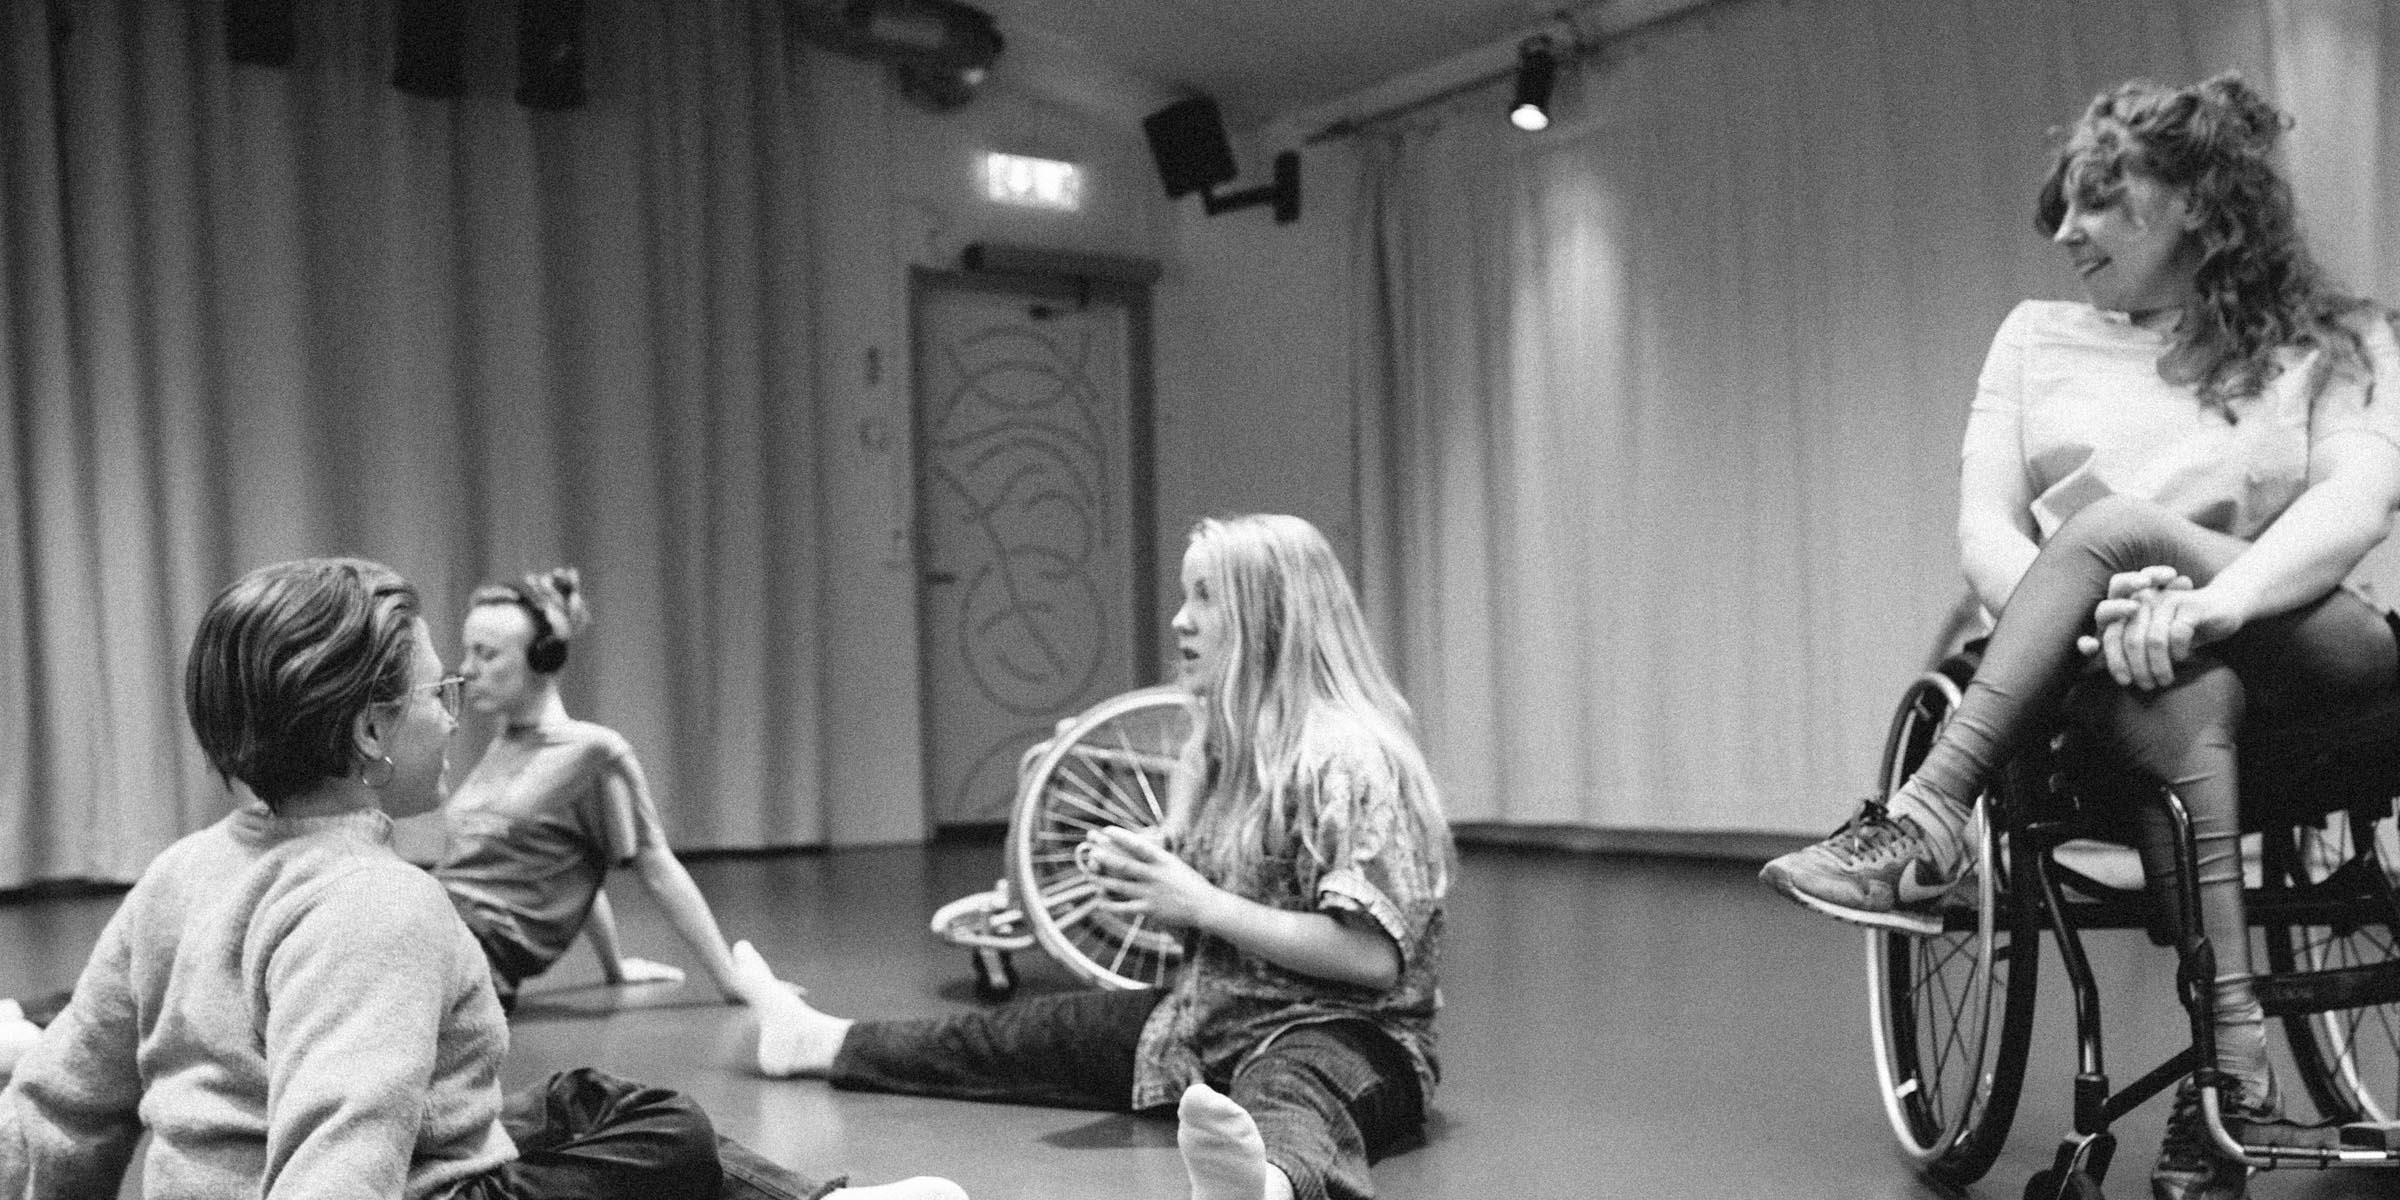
[412,674,466,719]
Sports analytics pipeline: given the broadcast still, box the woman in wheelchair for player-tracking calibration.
[730,513,1453,1200]
[1759,74,2400,1198]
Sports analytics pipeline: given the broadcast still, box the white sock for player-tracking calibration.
[828,1178,969,1200]
[1177,1082,1268,1200]
[731,940,848,1077]
[1884,779,1970,868]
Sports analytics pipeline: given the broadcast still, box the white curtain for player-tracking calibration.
[1354,0,2400,835]
[0,1,830,888]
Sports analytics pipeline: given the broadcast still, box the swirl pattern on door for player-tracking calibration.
[917,287,1137,825]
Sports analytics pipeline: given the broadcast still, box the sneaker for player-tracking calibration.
[2154,1076,2278,1200]
[1758,798,1965,935]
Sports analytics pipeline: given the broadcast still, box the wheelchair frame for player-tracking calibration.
[1867,648,2400,1198]
[930,686,1196,998]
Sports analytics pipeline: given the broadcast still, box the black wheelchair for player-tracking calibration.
[1869,644,2400,1197]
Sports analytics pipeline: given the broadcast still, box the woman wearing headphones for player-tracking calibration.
[438,568,758,1011]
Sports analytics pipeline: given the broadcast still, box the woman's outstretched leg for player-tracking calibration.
[1763,495,2252,932]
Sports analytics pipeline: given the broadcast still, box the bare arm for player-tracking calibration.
[2096,435,2400,688]
[1188,890,1400,990]
[1958,403,2039,616]
[584,890,628,982]
[580,890,682,985]
[2208,436,2400,620]
[627,841,743,1002]
[1959,305,2040,616]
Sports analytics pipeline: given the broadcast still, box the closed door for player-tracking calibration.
[914,276,1150,827]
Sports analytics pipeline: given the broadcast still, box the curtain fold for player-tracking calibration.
[1355,0,2400,835]
[1,0,828,887]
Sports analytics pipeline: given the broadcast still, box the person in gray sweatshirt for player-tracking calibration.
[0,557,961,1200]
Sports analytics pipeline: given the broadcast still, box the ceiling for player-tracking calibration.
[963,0,1593,132]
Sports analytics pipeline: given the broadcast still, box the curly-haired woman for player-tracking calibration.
[1761,75,2400,1199]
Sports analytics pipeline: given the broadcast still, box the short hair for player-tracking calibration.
[184,558,423,808]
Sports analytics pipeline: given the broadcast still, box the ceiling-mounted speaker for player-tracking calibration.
[1141,97,1238,199]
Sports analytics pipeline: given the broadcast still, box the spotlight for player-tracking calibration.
[1510,36,1557,132]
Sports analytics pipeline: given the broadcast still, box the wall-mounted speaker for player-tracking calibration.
[1139,96,1300,225]
[1140,97,1238,199]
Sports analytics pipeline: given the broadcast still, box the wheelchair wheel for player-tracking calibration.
[2265,809,2400,1124]
[1864,663,2040,1186]
[1007,685,1195,990]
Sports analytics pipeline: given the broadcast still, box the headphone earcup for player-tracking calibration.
[526,634,568,674]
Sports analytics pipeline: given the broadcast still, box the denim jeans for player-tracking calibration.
[457,1068,840,1200]
[831,990,1423,1200]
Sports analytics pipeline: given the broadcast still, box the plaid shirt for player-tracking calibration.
[1130,717,1448,1110]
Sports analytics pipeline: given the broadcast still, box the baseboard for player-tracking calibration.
[0,877,134,906]
[1451,821,1811,863]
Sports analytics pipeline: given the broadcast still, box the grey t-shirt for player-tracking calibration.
[436,720,661,979]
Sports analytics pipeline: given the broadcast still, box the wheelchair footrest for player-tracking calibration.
[2340,1121,2400,1151]
[2236,1115,2400,1165]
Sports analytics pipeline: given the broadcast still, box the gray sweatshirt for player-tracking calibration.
[0,803,516,1198]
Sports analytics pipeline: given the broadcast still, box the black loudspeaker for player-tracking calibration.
[516,0,588,110]
[1141,97,1238,199]
[392,0,468,98]
[510,587,570,674]
[224,0,297,66]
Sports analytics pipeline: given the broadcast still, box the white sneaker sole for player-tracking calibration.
[1775,881,1945,936]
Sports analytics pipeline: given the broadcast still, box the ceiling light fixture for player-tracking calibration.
[1510,36,1558,132]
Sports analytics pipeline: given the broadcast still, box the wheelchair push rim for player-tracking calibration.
[1863,663,2038,1186]
[1008,685,1195,990]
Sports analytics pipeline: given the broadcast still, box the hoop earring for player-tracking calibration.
[361,756,396,789]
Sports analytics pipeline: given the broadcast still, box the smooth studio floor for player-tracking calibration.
[9,838,2400,1200]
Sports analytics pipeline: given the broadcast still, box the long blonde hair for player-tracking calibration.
[1165,514,1449,891]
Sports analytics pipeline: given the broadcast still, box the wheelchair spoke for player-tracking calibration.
[1038,874,1099,910]
[1049,766,1133,827]
[1043,778,1115,822]
[1060,751,1156,828]
[1126,733,1169,825]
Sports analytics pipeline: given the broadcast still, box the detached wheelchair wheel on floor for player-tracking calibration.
[2264,808,2400,1124]
[1864,660,2041,1186]
[1007,685,1195,990]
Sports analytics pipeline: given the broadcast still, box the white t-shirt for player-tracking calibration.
[1964,299,2400,543]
